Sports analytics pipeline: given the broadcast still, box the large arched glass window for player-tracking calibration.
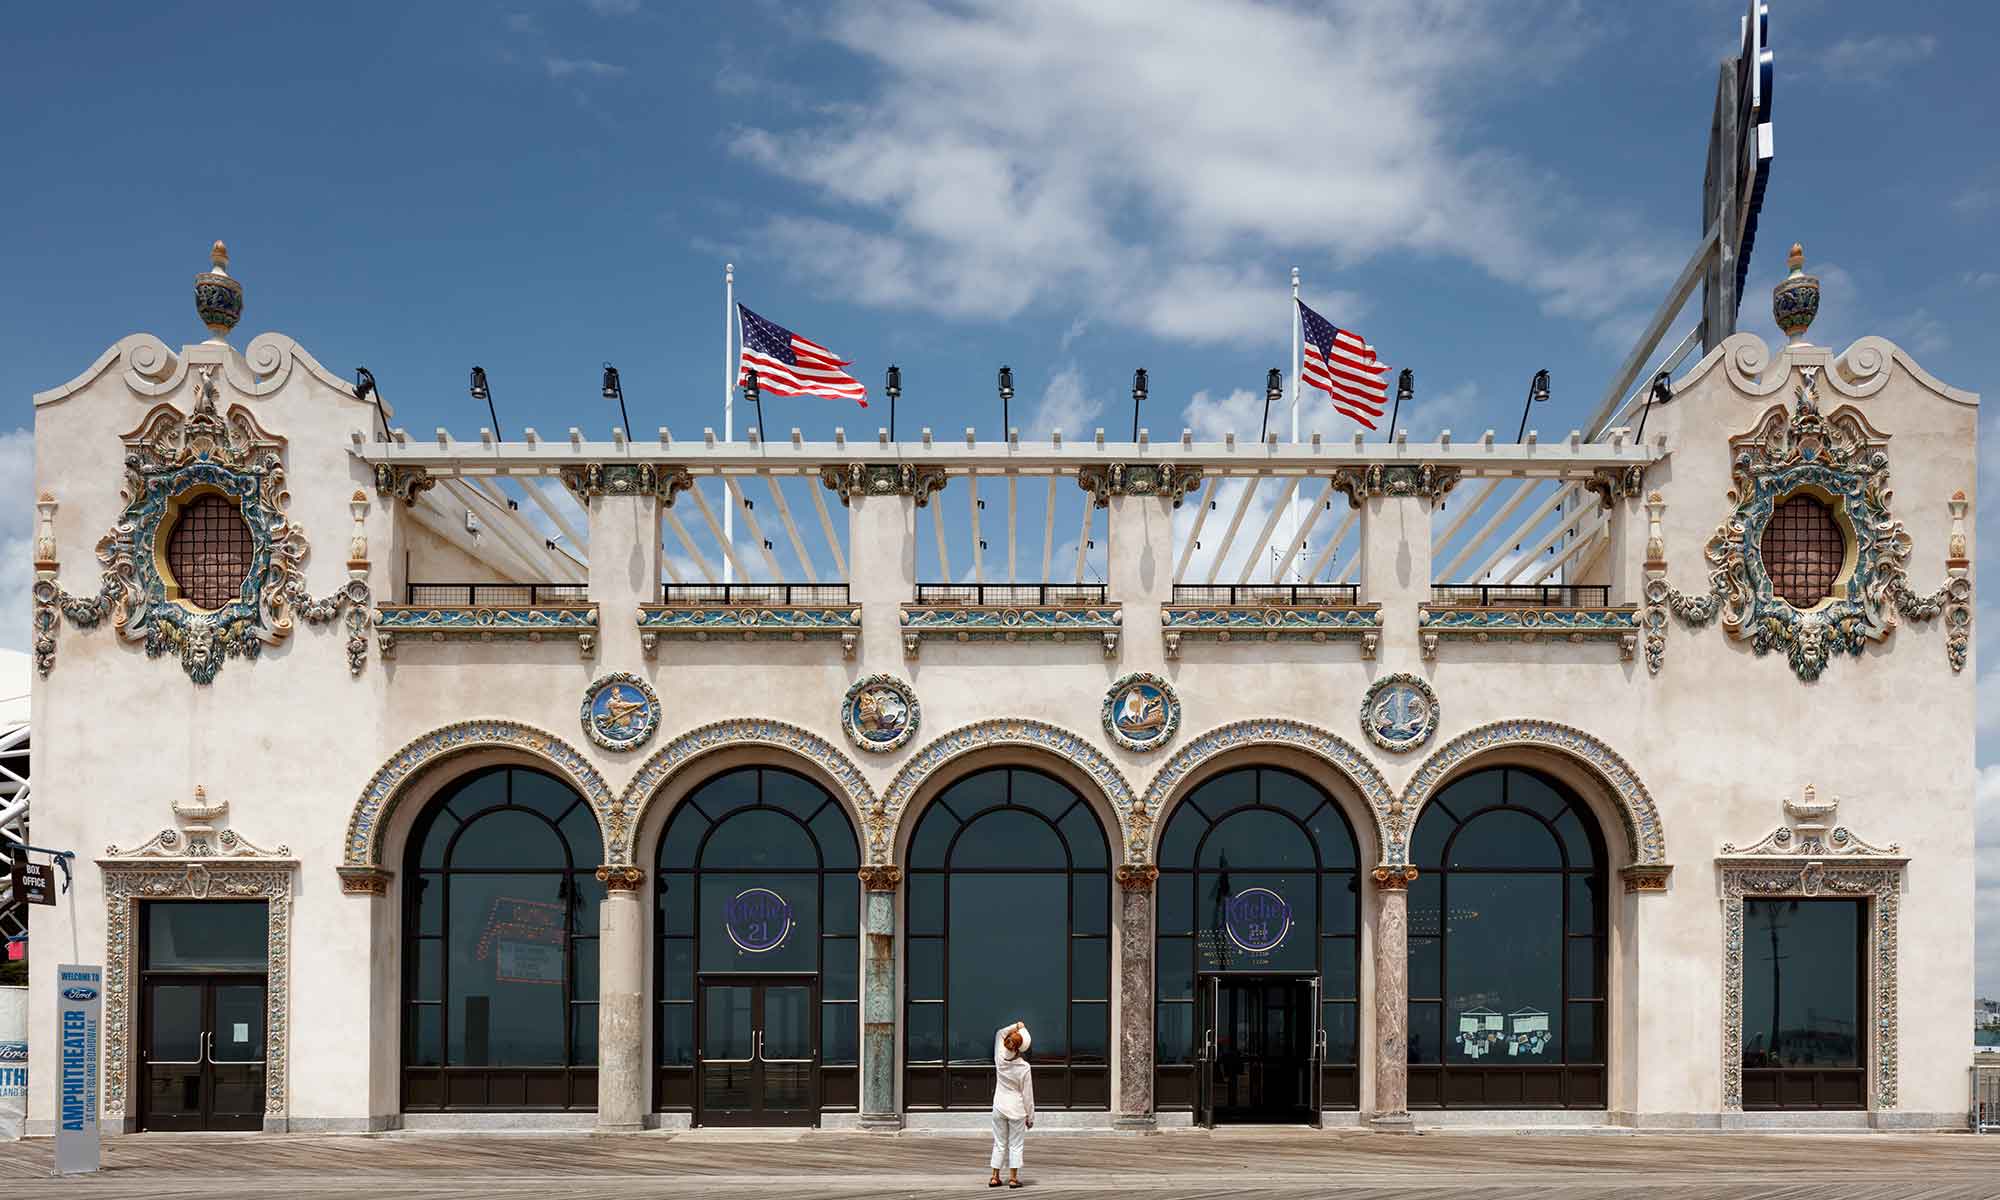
[904,768,1111,1111]
[1407,766,1606,1109]
[1154,768,1361,1121]
[654,767,859,1126]
[402,766,603,1112]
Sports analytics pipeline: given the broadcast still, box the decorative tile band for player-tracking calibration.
[1139,719,1393,866]
[1399,720,1666,870]
[1161,605,1380,641]
[374,604,599,659]
[900,605,1122,658]
[639,604,860,657]
[619,718,878,866]
[344,720,615,869]
[1419,606,1640,659]
[883,719,1141,864]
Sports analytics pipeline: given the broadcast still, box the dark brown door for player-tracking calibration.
[139,976,266,1131]
[698,978,818,1126]
[1206,975,1316,1125]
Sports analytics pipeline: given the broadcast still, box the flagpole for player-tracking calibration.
[723,262,734,584]
[1287,266,1302,581]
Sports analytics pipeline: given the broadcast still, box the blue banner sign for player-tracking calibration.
[55,963,100,1174]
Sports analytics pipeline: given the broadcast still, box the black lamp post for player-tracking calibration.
[743,368,763,434]
[354,367,387,440]
[1390,368,1414,438]
[601,363,630,434]
[997,365,1014,435]
[1516,368,1550,442]
[1261,368,1282,441]
[469,366,502,440]
[1637,369,1671,439]
[1131,368,1148,440]
[885,364,902,442]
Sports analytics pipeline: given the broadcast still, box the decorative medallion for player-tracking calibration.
[1102,672,1180,752]
[1665,366,1964,680]
[842,673,920,752]
[580,671,661,752]
[1360,673,1438,753]
[1222,886,1293,954]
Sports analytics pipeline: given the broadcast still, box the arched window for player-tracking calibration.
[654,767,859,1126]
[1407,767,1606,1109]
[402,766,603,1112]
[904,768,1111,1111]
[1154,768,1361,1123]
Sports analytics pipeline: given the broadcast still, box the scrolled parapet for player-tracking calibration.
[819,462,949,508]
[1329,463,1461,509]
[1075,463,1202,508]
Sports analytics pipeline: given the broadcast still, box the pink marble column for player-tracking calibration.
[1114,864,1158,1131]
[1370,866,1416,1131]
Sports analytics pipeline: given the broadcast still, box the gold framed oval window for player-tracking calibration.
[1758,493,1849,608]
[161,492,256,611]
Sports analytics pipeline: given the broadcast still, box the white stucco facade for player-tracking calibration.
[19,279,1979,1134]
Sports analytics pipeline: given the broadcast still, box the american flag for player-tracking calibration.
[1298,299,1387,429]
[737,304,868,406]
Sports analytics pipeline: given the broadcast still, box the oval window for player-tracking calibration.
[1759,494,1845,608]
[164,493,255,610]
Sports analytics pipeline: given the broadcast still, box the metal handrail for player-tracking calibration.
[404,583,590,607]
[660,583,851,607]
[1430,584,1613,608]
[1170,584,1361,607]
[913,583,1108,606]
[1976,1061,2000,1132]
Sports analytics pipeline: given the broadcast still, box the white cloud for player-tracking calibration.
[730,1,1676,344]
[0,429,31,653]
[504,12,538,34]
[544,56,625,80]
[1954,187,1999,218]
[585,0,641,14]
[1887,307,1950,356]
[1964,271,2000,291]
[1821,33,1937,83]
[1027,365,1104,438]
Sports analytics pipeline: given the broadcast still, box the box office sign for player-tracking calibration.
[54,964,101,1175]
[7,852,53,907]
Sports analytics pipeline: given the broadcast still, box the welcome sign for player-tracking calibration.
[54,963,101,1174]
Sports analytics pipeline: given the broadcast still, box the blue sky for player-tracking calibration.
[2,2,1996,992]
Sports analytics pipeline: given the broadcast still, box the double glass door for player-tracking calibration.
[1195,976,1321,1126]
[140,976,267,1131]
[698,978,817,1126]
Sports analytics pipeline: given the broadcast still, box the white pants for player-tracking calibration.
[989,1112,1026,1169]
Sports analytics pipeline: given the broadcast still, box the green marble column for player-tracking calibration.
[859,866,903,1130]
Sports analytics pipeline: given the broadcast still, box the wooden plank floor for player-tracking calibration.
[3,1129,1999,1199]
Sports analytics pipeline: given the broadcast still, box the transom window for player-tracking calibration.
[904,768,1111,1111]
[1760,494,1845,607]
[164,493,255,610]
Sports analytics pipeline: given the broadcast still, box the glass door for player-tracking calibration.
[139,977,267,1131]
[1205,976,1316,1125]
[698,978,819,1126]
[1194,977,1218,1127]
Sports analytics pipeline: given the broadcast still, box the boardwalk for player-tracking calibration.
[3,1129,1998,1199]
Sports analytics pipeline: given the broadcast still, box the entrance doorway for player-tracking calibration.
[141,977,267,1131]
[1196,976,1320,1126]
[698,977,818,1126]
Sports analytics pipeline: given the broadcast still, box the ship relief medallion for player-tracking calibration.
[1361,673,1438,753]
[1102,672,1180,753]
[581,671,660,752]
[842,674,920,752]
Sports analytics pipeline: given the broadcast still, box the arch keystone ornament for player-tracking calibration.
[1102,672,1180,752]
[884,719,1141,864]
[1664,364,1967,680]
[842,674,921,753]
[1360,674,1438,753]
[343,719,616,874]
[581,672,661,752]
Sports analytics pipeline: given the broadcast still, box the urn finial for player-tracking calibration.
[1771,240,1819,346]
[195,238,245,343]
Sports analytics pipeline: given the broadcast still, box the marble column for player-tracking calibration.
[1114,864,1158,1132]
[1370,866,1416,1132]
[595,865,648,1131]
[859,865,903,1130]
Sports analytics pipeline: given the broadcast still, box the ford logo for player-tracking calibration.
[0,1041,26,1061]
[61,987,97,1001]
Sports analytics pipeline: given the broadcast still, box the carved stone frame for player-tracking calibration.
[1718,862,1902,1112]
[98,859,297,1131]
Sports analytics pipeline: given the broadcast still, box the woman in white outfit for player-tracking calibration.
[988,1021,1034,1188]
